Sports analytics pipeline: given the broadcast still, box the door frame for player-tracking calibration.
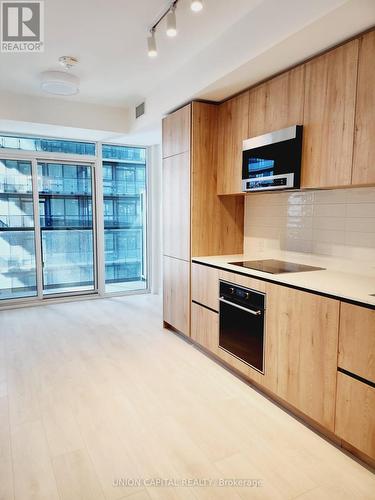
[36,157,99,299]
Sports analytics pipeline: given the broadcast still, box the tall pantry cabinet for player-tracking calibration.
[162,102,244,336]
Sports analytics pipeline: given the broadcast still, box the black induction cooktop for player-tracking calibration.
[229,259,325,274]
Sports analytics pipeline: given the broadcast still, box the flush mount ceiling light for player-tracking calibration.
[190,0,203,12]
[147,0,204,57]
[40,71,80,96]
[40,56,80,96]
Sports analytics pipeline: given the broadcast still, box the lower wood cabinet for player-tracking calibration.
[338,303,375,384]
[191,263,219,311]
[266,284,340,430]
[182,260,375,463]
[335,372,375,460]
[163,256,190,336]
[191,302,218,353]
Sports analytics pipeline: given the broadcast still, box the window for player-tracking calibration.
[102,145,147,293]
[0,135,96,155]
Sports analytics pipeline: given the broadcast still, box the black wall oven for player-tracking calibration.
[219,281,266,373]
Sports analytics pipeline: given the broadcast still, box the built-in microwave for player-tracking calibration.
[242,125,303,192]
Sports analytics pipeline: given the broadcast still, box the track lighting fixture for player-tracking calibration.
[147,0,204,57]
[190,0,203,12]
[147,30,157,57]
[166,8,177,37]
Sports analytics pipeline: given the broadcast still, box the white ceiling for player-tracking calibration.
[0,0,374,145]
[0,0,260,106]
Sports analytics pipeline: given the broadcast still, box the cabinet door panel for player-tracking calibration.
[301,40,359,188]
[248,65,305,138]
[191,263,219,312]
[163,256,190,336]
[338,303,375,384]
[267,284,339,430]
[163,152,190,261]
[335,372,375,460]
[162,104,191,158]
[217,91,249,195]
[352,31,375,185]
[191,302,218,353]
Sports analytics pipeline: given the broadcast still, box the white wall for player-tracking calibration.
[0,91,130,134]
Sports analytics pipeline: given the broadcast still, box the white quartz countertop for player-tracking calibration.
[192,251,375,307]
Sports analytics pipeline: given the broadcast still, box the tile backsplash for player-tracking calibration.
[244,187,375,262]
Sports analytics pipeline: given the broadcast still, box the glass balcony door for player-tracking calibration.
[37,161,96,296]
[0,158,37,300]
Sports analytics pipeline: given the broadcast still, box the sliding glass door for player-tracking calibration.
[38,161,96,295]
[0,159,37,300]
[0,138,149,305]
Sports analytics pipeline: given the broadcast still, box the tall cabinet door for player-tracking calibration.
[301,40,359,188]
[162,104,191,336]
[163,152,190,261]
[352,31,375,185]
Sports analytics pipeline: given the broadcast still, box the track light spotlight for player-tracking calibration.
[147,30,157,57]
[166,9,177,37]
[190,0,203,12]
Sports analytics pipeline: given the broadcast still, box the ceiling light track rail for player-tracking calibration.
[147,0,204,57]
[150,0,178,34]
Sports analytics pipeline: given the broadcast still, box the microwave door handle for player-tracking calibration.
[219,297,262,316]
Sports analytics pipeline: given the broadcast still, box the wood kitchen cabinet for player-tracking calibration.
[162,103,244,336]
[191,262,219,312]
[163,152,190,261]
[163,256,190,335]
[338,303,375,383]
[248,66,305,139]
[191,302,219,353]
[301,40,359,188]
[162,104,191,158]
[266,284,340,430]
[335,372,375,460]
[352,30,375,185]
[217,91,249,195]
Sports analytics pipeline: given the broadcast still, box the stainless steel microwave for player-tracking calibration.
[242,125,303,192]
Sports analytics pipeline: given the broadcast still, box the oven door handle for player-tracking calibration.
[219,297,262,316]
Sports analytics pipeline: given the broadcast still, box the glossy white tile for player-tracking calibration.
[244,187,375,263]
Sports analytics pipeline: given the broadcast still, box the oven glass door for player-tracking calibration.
[219,300,264,372]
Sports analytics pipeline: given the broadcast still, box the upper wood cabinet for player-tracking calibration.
[301,40,359,188]
[338,303,375,384]
[217,91,249,195]
[163,152,190,261]
[248,65,305,138]
[266,284,340,430]
[162,105,191,158]
[352,31,375,185]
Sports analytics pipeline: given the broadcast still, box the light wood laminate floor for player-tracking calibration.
[0,294,374,500]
